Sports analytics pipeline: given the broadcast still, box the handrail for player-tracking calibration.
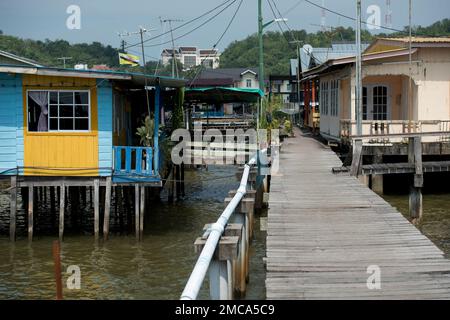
[180,148,266,300]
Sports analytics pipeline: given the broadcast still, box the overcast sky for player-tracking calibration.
[1,0,449,62]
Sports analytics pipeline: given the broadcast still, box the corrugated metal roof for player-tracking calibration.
[377,37,450,43]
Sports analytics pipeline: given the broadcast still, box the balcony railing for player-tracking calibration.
[340,120,450,143]
[113,146,158,183]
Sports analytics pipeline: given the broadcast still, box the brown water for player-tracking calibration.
[0,167,266,300]
[383,193,450,258]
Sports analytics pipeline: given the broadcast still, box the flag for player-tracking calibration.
[119,52,139,66]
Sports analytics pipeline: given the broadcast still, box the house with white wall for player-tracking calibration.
[302,37,450,144]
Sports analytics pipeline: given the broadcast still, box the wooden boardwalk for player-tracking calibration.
[266,130,450,299]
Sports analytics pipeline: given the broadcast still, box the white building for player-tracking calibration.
[161,46,220,70]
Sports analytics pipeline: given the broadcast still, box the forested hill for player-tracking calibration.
[220,18,450,75]
[0,32,120,68]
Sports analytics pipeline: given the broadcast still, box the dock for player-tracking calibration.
[266,129,450,299]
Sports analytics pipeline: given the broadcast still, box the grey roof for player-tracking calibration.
[0,50,44,67]
[301,42,370,71]
[197,67,258,82]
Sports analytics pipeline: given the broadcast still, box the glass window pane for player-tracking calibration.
[49,118,58,130]
[75,92,88,104]
[59,118,73,130]
[75,118,89,130]
[75,105,89,117]
[59,92,74,104]
[49,92,58,104]
[59,105,74,117]
[49,105,58,117]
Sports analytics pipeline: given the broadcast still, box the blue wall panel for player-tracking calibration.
[0,73,23,175]
[96,79,113,176]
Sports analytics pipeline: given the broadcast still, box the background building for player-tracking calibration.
[161,46,220,70]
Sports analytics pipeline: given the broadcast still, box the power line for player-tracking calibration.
[188,0,243,88]
[124,0,234,50]
[302,0,405,33]
[144,0,238,49]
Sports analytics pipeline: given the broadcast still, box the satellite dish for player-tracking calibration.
[302,44,313,55]
[301,44,313,71]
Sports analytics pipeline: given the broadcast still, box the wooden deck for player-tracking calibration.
[266,130,450,299]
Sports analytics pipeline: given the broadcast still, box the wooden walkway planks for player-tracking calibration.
[266,130,450,300]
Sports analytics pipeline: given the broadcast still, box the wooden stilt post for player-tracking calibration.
[409,136,423,222]
[209,259,230,300]
[350,139,363,177]
[52,240,63,300]
[103,177,112,240]
[135,184,140,240]
[28,185,34,241]
[50,186,56,215]
[139,186,145,240]
[181,163,185,197]
[59,183,65,241]
[10,176,17,241]
[371,151,384,194]
[93,179,100,240]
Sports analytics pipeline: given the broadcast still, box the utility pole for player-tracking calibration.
[258,0,264,130]
[57,57,72,69]
[161,18,183,78]
[119,26,155,116]
[290,40,303,126]
[408,0,413,131]
[355,0,362,136]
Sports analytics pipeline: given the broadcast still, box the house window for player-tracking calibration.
[246,79,252,88]
[372,86,388,120]
[362,87,368,120]
[183,55,197,68]
[27,90,90,132]
[320,81,329,116]
[330,80,339,116]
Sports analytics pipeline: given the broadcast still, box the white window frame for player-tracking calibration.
[361,84,391,121]
[246,79,252,88]
[27,89,91,133]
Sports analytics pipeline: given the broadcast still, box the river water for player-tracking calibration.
[0,166,266,300]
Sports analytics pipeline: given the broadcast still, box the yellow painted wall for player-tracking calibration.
[23,75,99,176]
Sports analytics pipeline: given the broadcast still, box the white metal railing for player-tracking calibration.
[180,149,266,300]
[340,120,450,143]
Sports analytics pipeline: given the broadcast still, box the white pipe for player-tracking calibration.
[180,149,266,300]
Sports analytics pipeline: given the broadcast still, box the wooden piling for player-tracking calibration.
[50,186,56,215]
[28,185,34,241]
[52,240,63,300]
[139,186,145,240]
[10,176,17,241]
[59,183,65,241]
[103,177,112,240]
[350,139,363,176]
[93,178,100,240]
[409,137,423,222]
[135,184,140,240]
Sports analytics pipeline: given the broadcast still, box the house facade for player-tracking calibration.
[0,63,184,183]
[302,37,450,144]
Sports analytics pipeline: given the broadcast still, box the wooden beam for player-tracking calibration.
[350,139,363,177]
[10,176,17,241]
[59,183,65,241]
[28,185,34,241]
[93,178,100,240]
[139,186,145,240]
[103,177,112,241]
[135,184,140,240]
